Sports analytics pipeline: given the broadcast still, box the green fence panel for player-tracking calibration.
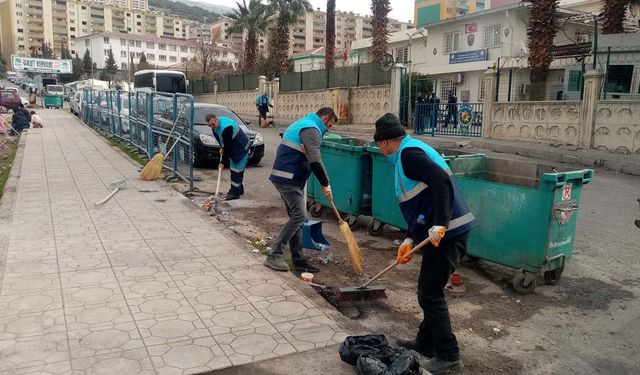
[280,72,302,92]
[192,81,204,95]
[328,66,359,88]
[217,76,230,92]
[229,75,244,91]
[203,80,214,93]
[302,69,327,90]
[358,63,391,86]
[244,74,260,90]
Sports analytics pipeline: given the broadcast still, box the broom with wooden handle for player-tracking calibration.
[140,104,185,181]
[328,198,363,274]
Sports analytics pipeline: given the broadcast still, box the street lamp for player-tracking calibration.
[406,27,427,130]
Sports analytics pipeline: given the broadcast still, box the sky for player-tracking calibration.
[201,0,415,23]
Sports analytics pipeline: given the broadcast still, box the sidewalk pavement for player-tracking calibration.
[0,109,348,375]
[329,123,640,176]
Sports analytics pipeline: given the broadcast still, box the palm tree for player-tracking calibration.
[325,0,336,69]
[527,0,559,100]
[268,0,312,75]
[370,0,391,64]
[601,0,640,34]
[226,0,272,74]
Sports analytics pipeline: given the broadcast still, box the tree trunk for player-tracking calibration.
[245,31,258,74]
[527,0,559,101]
[275,15,291,75]
[602,0,630,34]
[325,0,336,69]
[370,0,390,64]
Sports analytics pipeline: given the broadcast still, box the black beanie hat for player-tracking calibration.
[374,113,406,142]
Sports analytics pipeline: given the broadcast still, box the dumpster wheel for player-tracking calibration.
[343,214,358,229]
[309,203,324,218]
[543,268,563,285]
[512,272,538,294]
[367,220,384,237]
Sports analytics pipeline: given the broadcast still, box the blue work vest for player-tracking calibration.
[256,95,270,107]
[269,113,328,187]
[212,116,249,163]
[388,136,477,239]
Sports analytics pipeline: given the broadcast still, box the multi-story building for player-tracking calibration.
[415,0,520,27]
[0,0,205,59]
[82,0,148,11]
[213,10,413,57]
[70,32,237,70]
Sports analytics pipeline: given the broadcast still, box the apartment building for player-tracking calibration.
[90,0,148,11]
[0,0,204,59]
[415,0,520,27]
[213,10,412,57]
[70,32,237,70]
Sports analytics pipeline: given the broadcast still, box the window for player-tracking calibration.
[17,28,23,33]
[81,21,87,25]
[440,79,455,99]
[121,63,127,69]
[575,31,592,44]
[135,41,141,47]
[85,39,90,46]
[443,32,459,54]
[104,49,109,56]
[181,57,187,63]
[483,24,501,48]
[129,40,135,46]
[604,65,634,94]
[158,43,166,50]
[137,21,141,26]
[121,51,126,57]
[147,53,155,60]
[159,54,166,61]
[147,42,154,48]
[479,77,486,101]
[16,11,22,16]
[169,56,177,62]
[180,45,187,52]
[81,5,86,10]
[567,70,581,92]
[70,27,76,31]
[169,44,176,51]
[395,46,408,63]
[103,37,109,43]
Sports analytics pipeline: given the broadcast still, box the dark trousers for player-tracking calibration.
[444,109,457,128]
[270,182,305,262]
[229,169,244,195]
[416,234,467,361]
[258,105,268,120]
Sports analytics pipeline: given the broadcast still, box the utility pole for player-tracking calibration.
[127,19,132,88]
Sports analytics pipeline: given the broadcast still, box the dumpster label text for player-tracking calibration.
[562,183,572,201]
[550,237,572,249]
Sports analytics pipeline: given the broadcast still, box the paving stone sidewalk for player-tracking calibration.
[0,109,347,375]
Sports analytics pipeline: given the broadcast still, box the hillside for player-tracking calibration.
[174,0,233,15]
[148,0,225,22]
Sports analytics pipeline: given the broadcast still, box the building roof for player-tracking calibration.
[71,31,198,46]
[291,46,326,59]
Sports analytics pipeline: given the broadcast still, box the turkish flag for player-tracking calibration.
[465,23,477,34]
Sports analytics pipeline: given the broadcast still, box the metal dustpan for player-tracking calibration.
[302,219,330,250]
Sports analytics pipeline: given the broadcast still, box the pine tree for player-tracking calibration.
[41,41,55,59]
[0,52,7,78]
[137,52,152,71]
[58,47,75,83]
[72,56,83,81]
[82,49,93,78]
[104,48,119,86]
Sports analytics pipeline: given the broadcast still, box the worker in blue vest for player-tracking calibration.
[256,92,273,127]
[206,113,250,200]
[265,107,338,273]
[373,113,477,374]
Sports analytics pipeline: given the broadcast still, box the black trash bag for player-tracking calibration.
[356,356,388,375]
[356,350,420,375]
[339,335,396,366]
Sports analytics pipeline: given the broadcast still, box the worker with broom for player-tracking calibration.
[373,113,477,374]
[206,113,250,200]
[264,107,338,274]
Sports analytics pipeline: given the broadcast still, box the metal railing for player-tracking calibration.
[413,102,483,137]
[81,89,196,188]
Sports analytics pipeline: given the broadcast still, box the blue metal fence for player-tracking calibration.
[413,102,483,137]
[80,89,196,188]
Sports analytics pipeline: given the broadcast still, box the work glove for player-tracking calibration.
[428,226,447,247]
[321,184,333,202]
[396,238,414,264]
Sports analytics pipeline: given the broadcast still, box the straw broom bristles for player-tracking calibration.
[140,105,185,181]
[329,200,363,273]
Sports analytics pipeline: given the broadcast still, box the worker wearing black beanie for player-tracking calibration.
[373,113,477,374]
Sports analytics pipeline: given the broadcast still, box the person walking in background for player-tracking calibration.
[444,91,457,128]
[265,107,338,274]
[373,113,477,374]
[206,113,250,201]
[256,92,273,128]
[427,92,440,129]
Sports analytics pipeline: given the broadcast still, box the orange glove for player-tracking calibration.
[396,238,414,264]
[428,226,447,247]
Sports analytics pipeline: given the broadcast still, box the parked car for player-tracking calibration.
[70,92,83,116]
[0,90,21,113]
[154,102,264,167]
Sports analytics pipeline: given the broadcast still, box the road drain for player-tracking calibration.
[315,286,365,320]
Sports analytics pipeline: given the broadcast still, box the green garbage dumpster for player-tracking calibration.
[307,138,372,225]
[43,94,63,109]
[448,156,593,294]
